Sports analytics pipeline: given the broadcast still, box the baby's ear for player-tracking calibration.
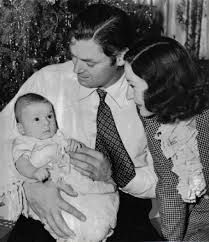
[16,123,25,135]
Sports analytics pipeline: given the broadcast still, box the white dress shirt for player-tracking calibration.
[0,61,157,214]
[77,70,157,198]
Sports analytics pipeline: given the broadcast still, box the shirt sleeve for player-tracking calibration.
[0,138,27,221]
[0,61,76,221]
[0,68,58,220]
[121,151,157,198]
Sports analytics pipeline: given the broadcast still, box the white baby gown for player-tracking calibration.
[12,131,119,242]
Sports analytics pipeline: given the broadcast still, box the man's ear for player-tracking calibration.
[17,123,25,135]
[116,48,129,66]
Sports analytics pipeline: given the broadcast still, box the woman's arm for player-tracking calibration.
[157,180,188,240]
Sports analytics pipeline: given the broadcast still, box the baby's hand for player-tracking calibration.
[65,139,85,153]
[33,167,49,182]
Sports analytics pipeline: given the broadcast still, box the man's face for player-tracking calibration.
[70,38,123,89]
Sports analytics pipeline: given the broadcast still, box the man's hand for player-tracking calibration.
[24,180,86,239]
[69,146,112,182]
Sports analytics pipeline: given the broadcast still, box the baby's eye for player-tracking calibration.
[48,114,52,119]
[34,117,39,121]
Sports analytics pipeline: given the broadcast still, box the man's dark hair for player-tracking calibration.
[70,4,136,64]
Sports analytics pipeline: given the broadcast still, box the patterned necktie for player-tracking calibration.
[95,88,136,187]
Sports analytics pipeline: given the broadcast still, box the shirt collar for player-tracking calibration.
[78,73,129,108]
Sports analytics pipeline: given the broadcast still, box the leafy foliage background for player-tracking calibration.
[0,0,208,111]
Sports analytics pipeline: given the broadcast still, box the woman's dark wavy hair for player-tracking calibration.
[70,4,136,64]
[125,36,209,123]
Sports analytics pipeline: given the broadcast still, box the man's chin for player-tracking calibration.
[78,77,87,84]
[78,78,95,88]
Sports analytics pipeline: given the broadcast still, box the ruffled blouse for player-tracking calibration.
[155,118,206,203]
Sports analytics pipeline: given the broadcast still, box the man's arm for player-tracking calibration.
[0,61,86,236]
[23,180,86,239]
[122,151,157,198]
[70,146,157,198]
[69,146,112,182]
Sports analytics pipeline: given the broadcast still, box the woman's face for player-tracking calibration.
[125,62,153,117]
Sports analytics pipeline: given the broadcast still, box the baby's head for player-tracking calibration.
[15,93,58,140]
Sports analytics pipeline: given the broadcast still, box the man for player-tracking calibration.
[1,4,160,242]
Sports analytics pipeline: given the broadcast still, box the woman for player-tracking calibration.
[124,36,209,241]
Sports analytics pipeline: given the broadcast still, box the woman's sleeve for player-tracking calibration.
[156,177,188,240]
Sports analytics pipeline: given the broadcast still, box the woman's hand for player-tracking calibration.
[69,146,112,182]
[23,180,86,239]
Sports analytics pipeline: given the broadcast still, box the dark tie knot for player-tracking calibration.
[97,88,107,102]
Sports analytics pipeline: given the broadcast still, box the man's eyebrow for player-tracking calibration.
[81,58,98,63]
[71,54,98,63]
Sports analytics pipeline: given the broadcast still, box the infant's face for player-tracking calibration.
[19,102,57,140]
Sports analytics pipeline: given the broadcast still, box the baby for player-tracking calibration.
[12,93,119,242]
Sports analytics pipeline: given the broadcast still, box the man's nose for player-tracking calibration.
[73,59,84,74]
[126,85,134,100]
